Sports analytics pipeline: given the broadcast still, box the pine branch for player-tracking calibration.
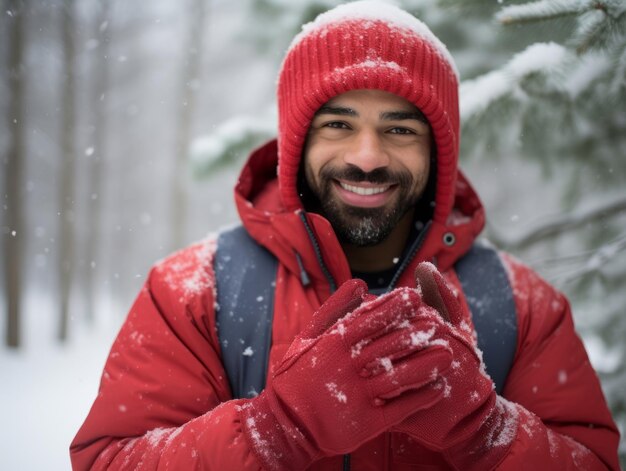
[574,9,608,53]
[530,245,602,268]
[488,193,626,250]
[603,0,626,19]
[497,1,625,54]
[536,246,626,287]
[552,234,626,285]
[460,42,570,121]
[496,0,595,25]
[189,112,276,178]
[610,38,626,93]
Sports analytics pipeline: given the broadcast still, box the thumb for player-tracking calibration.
[414,262,462,325]
[301,279,368,338]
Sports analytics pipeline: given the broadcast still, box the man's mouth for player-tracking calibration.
[334,179,396,208]
[338,181,391,196]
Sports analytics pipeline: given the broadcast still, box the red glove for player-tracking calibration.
[238,279,454,470]
[393,263,518,470]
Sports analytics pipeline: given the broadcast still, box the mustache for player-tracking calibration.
[320,164,412,186]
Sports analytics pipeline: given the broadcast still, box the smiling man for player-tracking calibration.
[71,2,619,470]
[303,89,432,274]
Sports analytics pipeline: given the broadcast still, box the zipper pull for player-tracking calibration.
[295,252,311,286]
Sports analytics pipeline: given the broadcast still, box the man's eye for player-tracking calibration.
[389,127,414,135]
[325,121,349,129]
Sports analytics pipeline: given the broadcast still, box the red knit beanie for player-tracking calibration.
[277,1,460,225]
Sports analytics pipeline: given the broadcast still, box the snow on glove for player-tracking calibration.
[393,262,519,471]
[238,279,454,471]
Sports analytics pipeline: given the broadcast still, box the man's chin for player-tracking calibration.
[326,209,396,246]
[335,218,392,246]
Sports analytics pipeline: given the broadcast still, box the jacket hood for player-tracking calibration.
[234,140,485,291]
[277,1,460,227]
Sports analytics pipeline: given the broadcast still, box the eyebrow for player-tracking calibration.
[315,105,357,117]
[381,110,428,124]
[315,106,428,124]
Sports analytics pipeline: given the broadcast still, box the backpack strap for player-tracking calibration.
[454,242,518,395]
[214,225,278,399]
[215,227,517,398]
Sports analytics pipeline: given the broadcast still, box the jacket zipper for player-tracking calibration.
[386,220,432,292]
[297,211,337,293]
[298,211,350,469]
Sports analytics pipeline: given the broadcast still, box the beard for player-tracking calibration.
[304,164,426,247]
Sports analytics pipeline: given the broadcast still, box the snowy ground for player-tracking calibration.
[0,295,123,471]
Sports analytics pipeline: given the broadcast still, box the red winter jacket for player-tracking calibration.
[71,140,620,470]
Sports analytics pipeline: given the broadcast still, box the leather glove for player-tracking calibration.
[393,262,518,471]
[238,279,453,470]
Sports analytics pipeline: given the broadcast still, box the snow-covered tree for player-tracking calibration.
[457,3,626,460]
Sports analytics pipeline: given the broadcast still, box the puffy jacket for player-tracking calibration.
[70,140,620,470]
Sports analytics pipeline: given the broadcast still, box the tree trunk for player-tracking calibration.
[170,0,208,250]
[58,0,77,342]
[82,0,111,322]
[3,0,26,348]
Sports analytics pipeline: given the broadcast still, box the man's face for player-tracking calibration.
[303,89,432,247]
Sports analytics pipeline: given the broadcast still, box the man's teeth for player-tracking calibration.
[339,182,389,196]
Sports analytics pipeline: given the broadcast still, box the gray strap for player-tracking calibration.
[214,226,277,399]
[455,243,517,395]
[214,228,516,398]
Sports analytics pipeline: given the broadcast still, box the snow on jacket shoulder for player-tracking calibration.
[70,239,269,470]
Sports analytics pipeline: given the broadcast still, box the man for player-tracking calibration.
[71,2,620,470]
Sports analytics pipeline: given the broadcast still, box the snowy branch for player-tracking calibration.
[552,234,626,285]
[610,37,626,94]
[573,9,607,53]
[488,194,626,250]
[190,110,277,177]
[496,0,625,54]
[496,0,595,25]
[459,42,570,121]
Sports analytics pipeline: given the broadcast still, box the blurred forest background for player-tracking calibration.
[1,0,625,468]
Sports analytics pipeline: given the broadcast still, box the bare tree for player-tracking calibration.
[3,0,26,348]
[82,0,112,322]
[58,0,77,341]
[170,0,208,250]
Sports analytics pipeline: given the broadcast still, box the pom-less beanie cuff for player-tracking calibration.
[277,2,460,224]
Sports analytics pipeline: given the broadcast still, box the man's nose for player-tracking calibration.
[343,130,390,174]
